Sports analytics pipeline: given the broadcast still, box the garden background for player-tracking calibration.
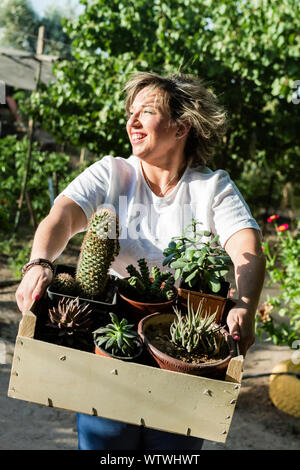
[0,0,299,451]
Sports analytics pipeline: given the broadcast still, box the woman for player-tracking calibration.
[16,72,265,451]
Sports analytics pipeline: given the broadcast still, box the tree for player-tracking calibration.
[25,0,300,217]
[0,0,72,57]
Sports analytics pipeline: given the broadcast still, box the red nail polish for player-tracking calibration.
[233,335,240,341]
[34,294,40,300]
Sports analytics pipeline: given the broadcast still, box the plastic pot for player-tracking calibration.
[47,264,118,317]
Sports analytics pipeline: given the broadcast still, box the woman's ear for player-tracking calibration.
[175,121,191,139]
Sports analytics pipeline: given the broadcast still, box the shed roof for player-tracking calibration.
[0,47,57,90]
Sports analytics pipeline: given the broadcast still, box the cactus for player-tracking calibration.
[46,297,93,350]
[118,258,176,303]
[76,208,120,299]
[51,272,77,296]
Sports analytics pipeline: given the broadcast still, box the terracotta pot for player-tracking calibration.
[94,337,144,362]
[118,282,178,324]
[138,312,237,379]
[178,283,233,326]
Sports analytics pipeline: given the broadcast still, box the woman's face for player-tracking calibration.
[126,87,178,162]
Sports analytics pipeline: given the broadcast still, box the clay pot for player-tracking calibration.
[94,337,144,362]
[178,281,233,326]
[118,283,178,324]
[138,312,237,379]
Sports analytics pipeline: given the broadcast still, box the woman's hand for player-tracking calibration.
[226,303,255,356]
[224,228,266,357]
[16,265,53,313]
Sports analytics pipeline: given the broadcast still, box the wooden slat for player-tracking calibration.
[225,355,244,384]
[8,336,242,443]
[18,310,36,338]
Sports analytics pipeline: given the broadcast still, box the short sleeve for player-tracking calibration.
[54,156,111,222]
[210,170,261,247]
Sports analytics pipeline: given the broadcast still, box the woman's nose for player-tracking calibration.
[128,111,141,127]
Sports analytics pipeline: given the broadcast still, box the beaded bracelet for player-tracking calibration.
[22,258,55,277]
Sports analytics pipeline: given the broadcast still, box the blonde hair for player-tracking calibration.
[123,71,228,167]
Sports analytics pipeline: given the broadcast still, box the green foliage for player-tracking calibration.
[0,236,32,279]
[23,0,300,213]
[117,258,176,302]
[170,297,224,356]
[93,312,140,357]
[0,135,71,230]
[255,218,300,347]
[163,219,232,294]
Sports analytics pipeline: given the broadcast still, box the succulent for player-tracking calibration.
[50,272,77,296]
[93,312,141,357]
[117,258,176,302]
[170,297,224,356]
[163,218,232,294]
[46,297,93,349]
[76,208,120,299]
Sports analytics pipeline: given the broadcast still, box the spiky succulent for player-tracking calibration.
[93,312,141,357]
[170,297,224,355]
[51,272,77,296]
[117,258,176,302]
[46,297,93,349]
[76,208,120,299]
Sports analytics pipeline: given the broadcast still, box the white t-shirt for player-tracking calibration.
[56,155,260,278]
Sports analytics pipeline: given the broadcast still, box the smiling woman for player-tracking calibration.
[16,70,265,451]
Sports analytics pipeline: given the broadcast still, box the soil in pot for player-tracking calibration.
[138,312,237,379]
[144,321,229,366]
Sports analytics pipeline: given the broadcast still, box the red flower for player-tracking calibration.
[267,214,279,223]
[276,224,289,232]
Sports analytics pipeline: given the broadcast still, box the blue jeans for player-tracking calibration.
[77,413,204,451]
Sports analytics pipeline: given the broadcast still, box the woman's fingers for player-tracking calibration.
[15,266,53,313]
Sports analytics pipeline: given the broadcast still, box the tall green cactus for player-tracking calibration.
[76,208,120,299]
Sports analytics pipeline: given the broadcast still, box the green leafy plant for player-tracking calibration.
[117,258,176,302]
[255,216,300,347]
[170,298,224,356]
[163,219,232,294]
[0,135,71,229]
[93,312,141,357]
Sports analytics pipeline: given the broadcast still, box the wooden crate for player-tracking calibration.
[8,302,243,444]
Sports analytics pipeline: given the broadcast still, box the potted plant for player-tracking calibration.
[116,258,177,322]
[163,219,233,324]
[138,297,237,379]
[93,312,144,362]
[47,208,120,317]
[36,296,94,352]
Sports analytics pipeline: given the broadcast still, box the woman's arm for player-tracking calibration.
[224,228,266,356]
[16,196,87,313]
